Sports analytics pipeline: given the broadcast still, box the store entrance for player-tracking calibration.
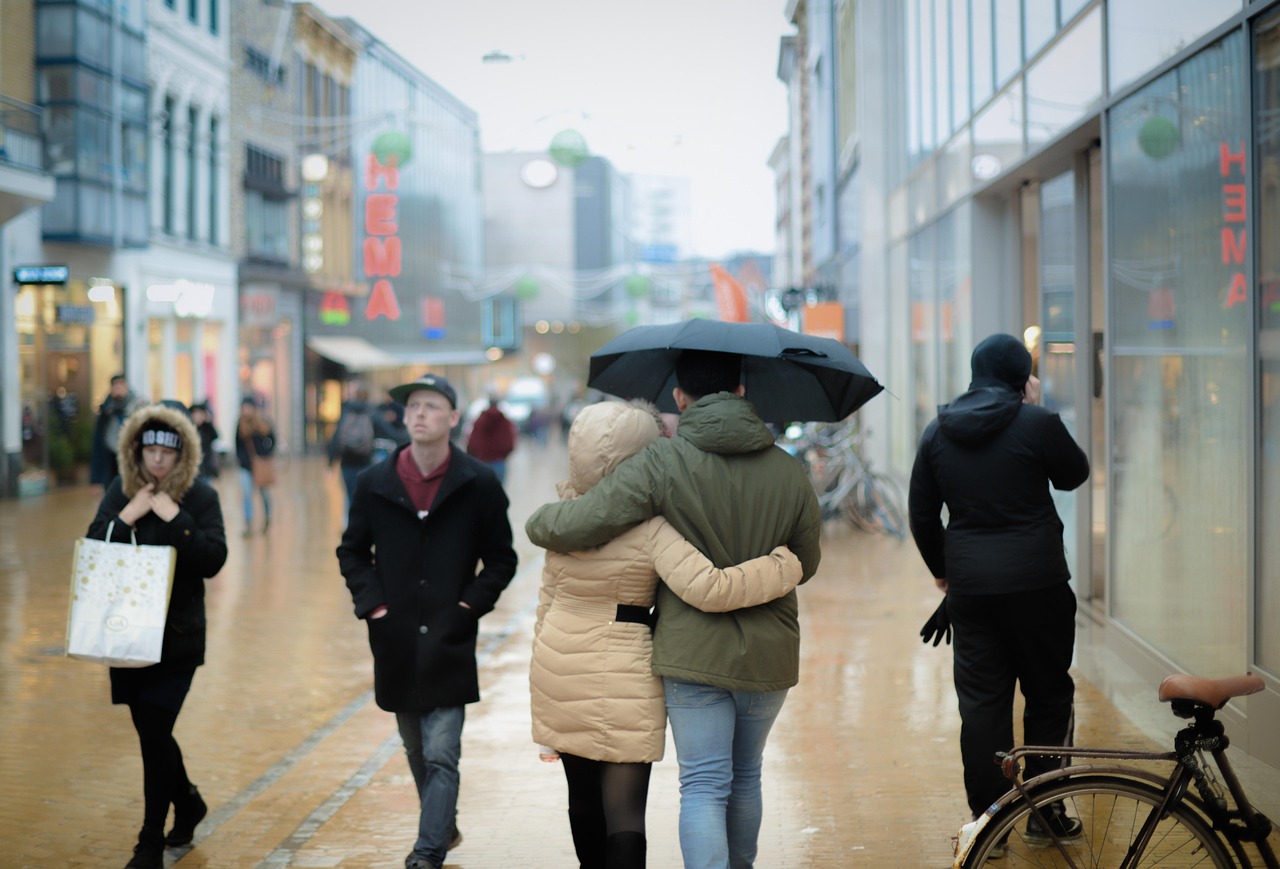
[1019,146,1106,612]
[16,281,124,491]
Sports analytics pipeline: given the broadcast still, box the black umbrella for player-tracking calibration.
[587,319,883,423]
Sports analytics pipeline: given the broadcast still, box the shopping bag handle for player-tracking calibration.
[104,521,138,546]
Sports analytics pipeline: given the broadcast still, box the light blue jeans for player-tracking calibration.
[663,679,789,869]
[396,707,465,867]
[238,467,271,527]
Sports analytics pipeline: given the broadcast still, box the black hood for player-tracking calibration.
[936,386,1024,446]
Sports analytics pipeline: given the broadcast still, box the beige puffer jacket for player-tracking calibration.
[529,401,802,763]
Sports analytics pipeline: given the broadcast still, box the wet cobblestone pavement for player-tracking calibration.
[2,439,1275,867]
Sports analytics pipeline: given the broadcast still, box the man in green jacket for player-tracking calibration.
[526,350,822,869]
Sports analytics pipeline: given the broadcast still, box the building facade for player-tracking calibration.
[303,17,489,433]
[784,0,1280,767]
[0,0,57,496]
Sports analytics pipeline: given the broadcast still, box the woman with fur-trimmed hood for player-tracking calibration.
[529,400,802,868]
[86,401,227,869]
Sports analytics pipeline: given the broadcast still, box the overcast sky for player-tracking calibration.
[314,0,794,259]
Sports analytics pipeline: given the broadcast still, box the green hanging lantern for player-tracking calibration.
[624,273,653,300]
[549,129,589,167]
[514,275,540,301]
[373,130,413,168]
[624,307,641,327]
[1138,116,1179,160]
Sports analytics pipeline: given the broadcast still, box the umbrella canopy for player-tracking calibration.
[587,319,883,424]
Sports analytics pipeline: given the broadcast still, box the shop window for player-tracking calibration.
[1108,0,1238,95]
[1254,12,1280,675]
[1107,31,1248,675]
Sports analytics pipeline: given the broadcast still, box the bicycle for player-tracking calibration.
[778,420,907,538]
[954,672,1277,868]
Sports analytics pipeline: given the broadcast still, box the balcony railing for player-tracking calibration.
[0,96,45,173]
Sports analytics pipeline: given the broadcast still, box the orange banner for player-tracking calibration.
[802,301,844,341]
[710,264,749,322]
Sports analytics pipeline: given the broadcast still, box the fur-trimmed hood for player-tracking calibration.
[116,403,202,500]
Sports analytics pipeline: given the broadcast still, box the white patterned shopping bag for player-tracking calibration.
[65,522,176,667]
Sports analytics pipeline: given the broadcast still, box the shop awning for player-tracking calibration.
[305,336,398,371]
[306,336,492,371]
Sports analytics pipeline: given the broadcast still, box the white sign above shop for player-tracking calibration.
[147,280,216,318]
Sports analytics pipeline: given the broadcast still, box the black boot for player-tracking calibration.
[166,784,207,846]
[605,831,646,869]
[124,826,164,869]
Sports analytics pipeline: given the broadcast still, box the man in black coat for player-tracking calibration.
[337,373,516,869]
[908,333,1090,841]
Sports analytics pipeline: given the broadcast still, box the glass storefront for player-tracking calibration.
[15,280,124,486]
[1107,31,1249,676]
[1255,12,1280,678]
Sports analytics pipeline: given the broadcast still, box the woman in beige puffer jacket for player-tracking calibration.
[529,400,802,868]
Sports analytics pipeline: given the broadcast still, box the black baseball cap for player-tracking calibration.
[389,373,458,408]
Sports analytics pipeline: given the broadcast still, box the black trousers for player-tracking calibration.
[948,584,1076,818]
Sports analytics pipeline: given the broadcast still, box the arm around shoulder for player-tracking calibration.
[650,518,803,612]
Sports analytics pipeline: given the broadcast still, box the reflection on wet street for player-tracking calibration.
[0,438,1271,867]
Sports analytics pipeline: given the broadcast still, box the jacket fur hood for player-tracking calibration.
[117,403,202,500]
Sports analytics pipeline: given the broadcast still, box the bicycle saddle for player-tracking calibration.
[1158,673,1265,709]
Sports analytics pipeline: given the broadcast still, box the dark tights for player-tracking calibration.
[129,700,191,832]
[560,753,651,869]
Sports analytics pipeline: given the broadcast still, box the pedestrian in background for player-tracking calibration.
[530,399,802,869]
[90,373,147,487]
[337,373,517,869]
[466,394,516,483]
[908,333,1090,845]
[329,386,379,510]
[235,398,276,536]
[189,401,220,481]
[527,350,823,869]
[374,393,410,462]
[86,401,227,868]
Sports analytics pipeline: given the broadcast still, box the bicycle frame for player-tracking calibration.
[953,736,1278,869]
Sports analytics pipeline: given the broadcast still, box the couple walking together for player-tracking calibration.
[335,352,822,869]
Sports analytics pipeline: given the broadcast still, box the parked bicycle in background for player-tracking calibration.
[777,418,907,539]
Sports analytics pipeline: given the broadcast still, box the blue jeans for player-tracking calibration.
[238,467,271,526]
[340,465,362,512]
[396,707,465,866]
[663,679,788,869]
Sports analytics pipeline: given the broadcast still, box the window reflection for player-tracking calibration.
[1254,13,1280,675]
[1026,7,1103,144]
[972,81,1024,179]
[1108,0,1239,94]
[1108,31,1247,676]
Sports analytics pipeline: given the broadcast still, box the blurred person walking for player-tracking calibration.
[908,333,1090,838]
[374,394,410,462]
[337,373,517,869]
[85,401,227,868]
[234,398,276,536]
[527,351,822,869]
[329,386,381,510]
[465,395,516,483]
[530,400,802,869]
[189,401,220,481]
[91,374,147,487]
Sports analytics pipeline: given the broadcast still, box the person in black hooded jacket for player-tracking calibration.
[908,333,1089,835]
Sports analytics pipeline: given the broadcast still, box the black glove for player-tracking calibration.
[919,597,951,647]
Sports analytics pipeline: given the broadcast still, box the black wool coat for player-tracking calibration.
[908,384,1090,596]
[337,443,518,712]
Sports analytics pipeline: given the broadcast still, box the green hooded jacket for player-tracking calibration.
[525,393,822,691]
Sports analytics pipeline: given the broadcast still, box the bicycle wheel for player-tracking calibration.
[963,775,1232,868]
[865,473,907,539]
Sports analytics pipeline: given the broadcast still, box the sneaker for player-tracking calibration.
[405,859,439,869]
[1025,810,1084,846]
[986,833,1008,858]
